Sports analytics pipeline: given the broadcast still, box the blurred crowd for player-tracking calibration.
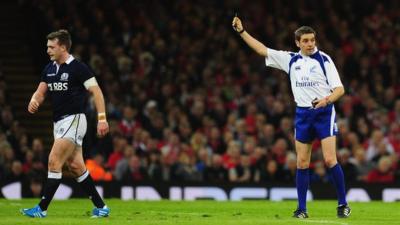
[1,0,400,193]
[0,57,47,197]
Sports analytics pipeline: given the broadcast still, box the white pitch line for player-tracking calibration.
[9,202,22,206]
[300,220,349,225]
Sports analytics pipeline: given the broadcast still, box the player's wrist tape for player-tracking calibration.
[98,112,107,122]
[238,29,245,34]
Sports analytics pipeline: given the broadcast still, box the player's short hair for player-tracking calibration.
[46,29,72,52]
[294,26,316,41]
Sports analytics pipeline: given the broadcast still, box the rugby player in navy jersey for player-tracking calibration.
[21,30,110,218]
[232,17,351,219]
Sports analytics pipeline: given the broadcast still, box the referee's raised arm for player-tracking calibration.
[232,16,268,57]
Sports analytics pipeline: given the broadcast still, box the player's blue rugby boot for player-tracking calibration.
[91,205,110,218]
[21,205,47,218]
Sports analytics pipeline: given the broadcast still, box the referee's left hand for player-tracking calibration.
[97,121,109,137]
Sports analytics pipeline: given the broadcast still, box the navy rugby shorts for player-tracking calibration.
[295,104,338,143]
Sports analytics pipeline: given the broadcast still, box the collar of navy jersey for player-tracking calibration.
[53,54,74,65]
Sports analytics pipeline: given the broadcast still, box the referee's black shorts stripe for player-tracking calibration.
[60,115,77,138]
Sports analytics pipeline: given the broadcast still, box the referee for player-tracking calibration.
[21,30,110,218]
[232,17,351,218]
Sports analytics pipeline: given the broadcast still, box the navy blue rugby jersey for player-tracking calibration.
[41,55,94,121]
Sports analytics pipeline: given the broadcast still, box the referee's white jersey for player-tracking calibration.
[265,48,343,107]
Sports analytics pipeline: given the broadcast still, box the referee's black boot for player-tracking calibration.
[293,208,309,218]
[337,205,351,218]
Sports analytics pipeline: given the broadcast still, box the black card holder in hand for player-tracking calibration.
[311,98,318,108]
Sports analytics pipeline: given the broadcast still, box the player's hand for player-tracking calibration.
[28,99,39,114]
[313,98,329,109]
[97,120,109,138]
[232,16,244,33]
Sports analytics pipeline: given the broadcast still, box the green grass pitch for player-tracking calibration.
[0,199,399,225]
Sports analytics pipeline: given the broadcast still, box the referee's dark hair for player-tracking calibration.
[47,29,72,52]
[294,26,316,41]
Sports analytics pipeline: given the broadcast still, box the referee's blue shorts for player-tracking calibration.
[295,104,338,143]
